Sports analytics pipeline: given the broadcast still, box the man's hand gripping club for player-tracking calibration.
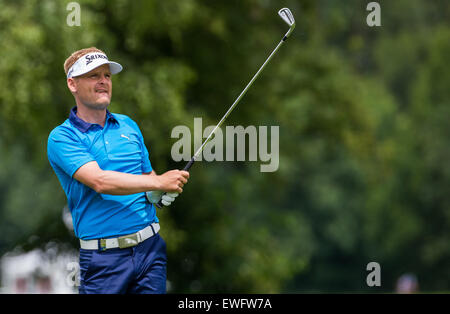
[146,170,189,207]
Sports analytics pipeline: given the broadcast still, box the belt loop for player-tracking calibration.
[136,231,142,242]
[150,224,156,236]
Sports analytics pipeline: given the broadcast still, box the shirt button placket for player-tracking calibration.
[103,128,111,157]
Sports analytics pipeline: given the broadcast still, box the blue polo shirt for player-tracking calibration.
[47,106,157,240]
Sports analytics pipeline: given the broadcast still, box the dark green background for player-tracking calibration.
[0,0,448,292]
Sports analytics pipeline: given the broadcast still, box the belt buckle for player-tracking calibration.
[118,233,139,249]
[99,239,107,251]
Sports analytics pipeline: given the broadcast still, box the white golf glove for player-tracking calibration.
[146,191,179,206]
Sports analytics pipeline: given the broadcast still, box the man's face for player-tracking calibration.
[68,64,112,110]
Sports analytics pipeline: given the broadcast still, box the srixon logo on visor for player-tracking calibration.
[85,54,108,65]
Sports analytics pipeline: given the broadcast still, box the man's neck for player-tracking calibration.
[75,104,108,127]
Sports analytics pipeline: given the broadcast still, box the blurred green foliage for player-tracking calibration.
[0,0,448,292]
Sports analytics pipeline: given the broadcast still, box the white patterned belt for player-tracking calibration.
[79,223,160,251]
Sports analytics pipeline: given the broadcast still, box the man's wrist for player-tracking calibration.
[148,174,162,191]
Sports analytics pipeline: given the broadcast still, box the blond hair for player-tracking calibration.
[63,47,106,76]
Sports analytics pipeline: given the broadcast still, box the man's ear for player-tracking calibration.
[67,78,77,93]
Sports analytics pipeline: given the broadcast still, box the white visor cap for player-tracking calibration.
[67,52,123,78]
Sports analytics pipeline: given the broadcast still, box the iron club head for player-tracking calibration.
[278,8,295,39]
[278,8,295,26]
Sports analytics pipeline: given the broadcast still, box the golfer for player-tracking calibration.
[47,47,189,294]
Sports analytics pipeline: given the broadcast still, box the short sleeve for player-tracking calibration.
[47,128,96,178]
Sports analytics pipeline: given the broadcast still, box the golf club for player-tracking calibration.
[155,8,295,208]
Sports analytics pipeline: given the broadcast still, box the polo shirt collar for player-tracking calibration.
[69,106,118,133]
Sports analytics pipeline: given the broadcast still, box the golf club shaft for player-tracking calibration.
[188,38,287,169]
[155,35,289,209]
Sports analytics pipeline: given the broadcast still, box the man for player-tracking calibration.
[47,47,189,294]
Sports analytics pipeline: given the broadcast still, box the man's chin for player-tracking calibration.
[85,101,109,111]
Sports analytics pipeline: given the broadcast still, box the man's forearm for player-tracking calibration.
[73,161,185,195]
[95,170,161,195]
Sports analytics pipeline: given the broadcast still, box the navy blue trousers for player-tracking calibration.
[79,233,167,294]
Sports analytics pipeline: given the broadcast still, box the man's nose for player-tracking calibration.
[98,74,109,84]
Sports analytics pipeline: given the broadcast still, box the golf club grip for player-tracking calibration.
[155,158,195,208]
[183,157,195,171]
